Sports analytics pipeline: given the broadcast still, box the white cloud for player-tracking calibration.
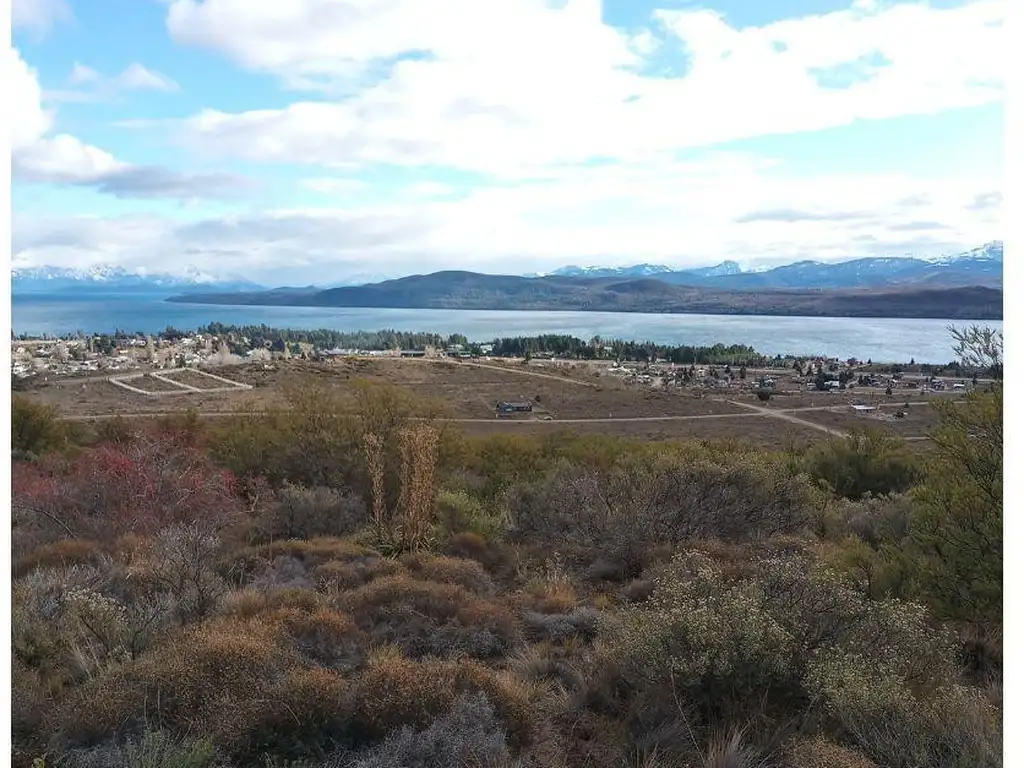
[12,0,72,37]
[300,177,368,195]
[11,158,1001,282]
[68,62,101,86]
[115,63,180,92]
[9,47,245,199]
[168,0,1004,177]
[52,61,181,102]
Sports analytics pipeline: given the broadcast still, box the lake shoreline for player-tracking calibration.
[12,294,1002,365]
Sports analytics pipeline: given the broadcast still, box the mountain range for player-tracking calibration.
[546,242,1002,290]
[10,265,263,294]
[14,242,1003,319]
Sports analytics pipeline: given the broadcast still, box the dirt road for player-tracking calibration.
[55,399,934,442]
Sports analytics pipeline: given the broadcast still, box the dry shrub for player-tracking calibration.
[49,617,297,750]
[313,556,406,592]
[523,608,602,644]
[785,736,878,768]
[229,536,374,576]
[704,728,773,768]
[12,538,104,578]
[52,729,219,768]
[620,579,654,604]
[263,484,367,539]
[400,552,496,596]
[445,531,513,577]
[266,606,367,671]
[506,453,819,580]
[364,424,441,553]
[338,575,520,660]
[337,691,513,768]
[231,666,352,763]
[12,560,177,686]
[353,649,532,750]
[142,524,228,624]
[219,586,326,619]
[11,659,47,764]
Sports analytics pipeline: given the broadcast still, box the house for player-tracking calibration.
[400,350,426,358]
[496,400,533,415]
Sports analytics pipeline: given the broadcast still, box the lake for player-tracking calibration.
[11,292,1001,364]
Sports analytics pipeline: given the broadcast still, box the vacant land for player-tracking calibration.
[156,368,244,391]
[796,404,943,438]
[21,358,947,446]
[116,374,195,393]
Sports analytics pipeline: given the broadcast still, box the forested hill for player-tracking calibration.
[167,271,1002,320]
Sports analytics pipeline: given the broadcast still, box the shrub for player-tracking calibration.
[337,692,513,768]
[352,650,532,750]
[590,552,978,763]
[267,607,366,671]
[13,538,104,578]
[53,729,219,768]
[835,494,913,547]
[337,576,520,660]
[227,537,378,584]
[435,489,507,542]
[49,617,298,750]
[208,388,361,490]
[12,396,66,456]
[264,485,367,540]
[522,608,601,644]
[507,452,818,579]
[785,736,878,768]
[806,654,1001,767]
[230,667,352,763]
[12,435,245,545]
[313,557,405,592]
[219,586,327,619]
[144,524,228,624]
[801,429,921,500]
[399,553,496,596]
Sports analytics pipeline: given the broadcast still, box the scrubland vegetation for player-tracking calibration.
[10,330,1002,767]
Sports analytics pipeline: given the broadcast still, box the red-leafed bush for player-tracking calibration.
[12,433,247,552]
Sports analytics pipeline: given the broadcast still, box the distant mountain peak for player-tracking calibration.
[549,263,674,278]
[11,264,263,293]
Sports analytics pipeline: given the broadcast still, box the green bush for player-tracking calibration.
[589,552,993,765]
[507,451,821,578]
[801,429,921,500]
[908,390,1002,629]
[12,396,66,456]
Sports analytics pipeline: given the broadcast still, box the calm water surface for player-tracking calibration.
[12,292,1001,364]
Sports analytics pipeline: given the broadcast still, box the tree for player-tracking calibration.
[948,324,1002,380]
[907,328,1002,631]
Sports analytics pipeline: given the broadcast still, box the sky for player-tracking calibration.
[9,0,1005,285]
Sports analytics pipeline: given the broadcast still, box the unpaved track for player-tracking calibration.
[55,399,934,442]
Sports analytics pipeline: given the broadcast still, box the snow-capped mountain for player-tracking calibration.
[11,265,265,294]
[550,263,675,278]
[548,243,1001,290]
[927,240,1003,265]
